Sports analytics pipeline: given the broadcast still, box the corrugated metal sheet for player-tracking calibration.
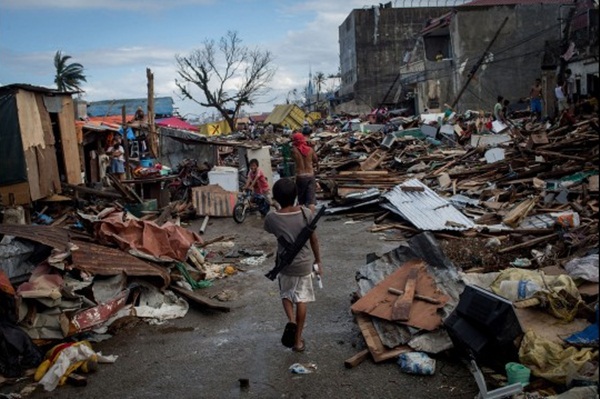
[0,225,70,251]
[265,104,305,130]
[72,241,171,288]
[192,185,237,217]
[87,97,174,117]
[381,179,475,231]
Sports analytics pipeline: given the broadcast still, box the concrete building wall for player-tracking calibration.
[450,4,564,112]
[338,6,451,110]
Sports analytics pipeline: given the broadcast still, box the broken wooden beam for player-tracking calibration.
[497,233,558,254]
[344,349,370,369]
[387,287,441,304]
[391,267,418,321]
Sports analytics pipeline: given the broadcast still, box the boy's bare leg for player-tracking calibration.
[295,302,307,348]
[282,299,295,323]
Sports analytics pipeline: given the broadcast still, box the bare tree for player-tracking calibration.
[175,31,276,132]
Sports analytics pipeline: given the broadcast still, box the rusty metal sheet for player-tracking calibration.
[72,240,170,288]
[191,185,236,217]
[0,224,70,251]
[68,289,130,335]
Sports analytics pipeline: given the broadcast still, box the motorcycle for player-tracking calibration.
[233,190,271,223]
[167,159,210,202]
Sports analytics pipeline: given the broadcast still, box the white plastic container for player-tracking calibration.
[208,166,238,192]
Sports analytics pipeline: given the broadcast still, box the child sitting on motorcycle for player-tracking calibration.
[243,159,271,215]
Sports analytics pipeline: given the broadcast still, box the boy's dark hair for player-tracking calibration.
[272,178,297,208]
[249,158,259,167]
[497,95,504,102]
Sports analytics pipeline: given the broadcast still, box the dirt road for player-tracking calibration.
[20,212,478,399]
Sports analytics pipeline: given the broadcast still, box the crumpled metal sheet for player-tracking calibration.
[381,179,475,231]
[0,224,70,251]
[72,240,170,288]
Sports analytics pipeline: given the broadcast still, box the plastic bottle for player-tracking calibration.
[498,280,541,301]
[313,264,323,289]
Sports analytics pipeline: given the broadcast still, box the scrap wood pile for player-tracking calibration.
[0,203,241,391]
[337,113,599,396]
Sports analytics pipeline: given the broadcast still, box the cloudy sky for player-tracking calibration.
[0,0,385,118]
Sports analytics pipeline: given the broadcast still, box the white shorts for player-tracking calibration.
[278,274,315,303]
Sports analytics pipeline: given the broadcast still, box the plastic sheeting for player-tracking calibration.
[0,91,27,185]
[519,331,598,385]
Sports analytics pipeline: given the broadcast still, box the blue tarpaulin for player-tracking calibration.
[564,306,599,346]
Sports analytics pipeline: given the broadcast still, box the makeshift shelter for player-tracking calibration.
[0,84,82,205]
[264,104,306,130]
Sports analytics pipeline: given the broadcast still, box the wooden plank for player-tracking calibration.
[391,267,418,321]
[497,233,558,254]
[388,287,441,304]
[360,149,385,171]
[58,96,83,184]
[15,89,45,149]
[354,313,410,363]
[36,145,61,198]
[23,148,41,201]
[344,349,370,368]
[35,93,55,145]
[350,260,449,331]
[0,182,30,206]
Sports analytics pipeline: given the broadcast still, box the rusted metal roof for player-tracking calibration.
[0,225,71,251]
[72,240,171,288]
[191,185,237,217]
[381,179,475,231]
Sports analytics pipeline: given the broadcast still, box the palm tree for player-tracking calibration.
[54,51,87,92]
[314,72,326,109]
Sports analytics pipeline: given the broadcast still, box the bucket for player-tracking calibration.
[140,158,154,168]
[505,362,531,386]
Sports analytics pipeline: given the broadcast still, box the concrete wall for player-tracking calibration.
[339,6,451,110]
[449,4,564,112]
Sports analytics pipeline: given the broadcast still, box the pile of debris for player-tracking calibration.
[333,111,598,396]
[0,204,241,391]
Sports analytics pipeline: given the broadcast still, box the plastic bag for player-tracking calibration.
[397,352,436,375]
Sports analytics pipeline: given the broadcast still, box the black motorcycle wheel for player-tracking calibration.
[233,203,246,223]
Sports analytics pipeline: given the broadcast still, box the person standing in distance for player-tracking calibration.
[291,133,318,213]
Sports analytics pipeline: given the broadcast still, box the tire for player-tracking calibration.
[233,203,247,223]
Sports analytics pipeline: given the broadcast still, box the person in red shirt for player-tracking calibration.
[243,158,271,214]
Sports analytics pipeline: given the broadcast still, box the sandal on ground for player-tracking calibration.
[292,340,305,353]
[281,322,297,348]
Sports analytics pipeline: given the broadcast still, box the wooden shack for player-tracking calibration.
[0,84,82,205]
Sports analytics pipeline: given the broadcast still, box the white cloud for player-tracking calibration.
[0,0,215,11]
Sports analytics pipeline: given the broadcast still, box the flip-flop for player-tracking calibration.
[281,322,297,348]
[292,339,305,353]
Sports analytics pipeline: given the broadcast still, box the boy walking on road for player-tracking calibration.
[264,178,322,352]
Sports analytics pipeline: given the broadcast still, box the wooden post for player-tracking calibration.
[121,105,131,180]
[146,68,158,158]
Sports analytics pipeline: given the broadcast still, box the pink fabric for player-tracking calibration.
[95,212,202,261]
[292,133,311,156]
